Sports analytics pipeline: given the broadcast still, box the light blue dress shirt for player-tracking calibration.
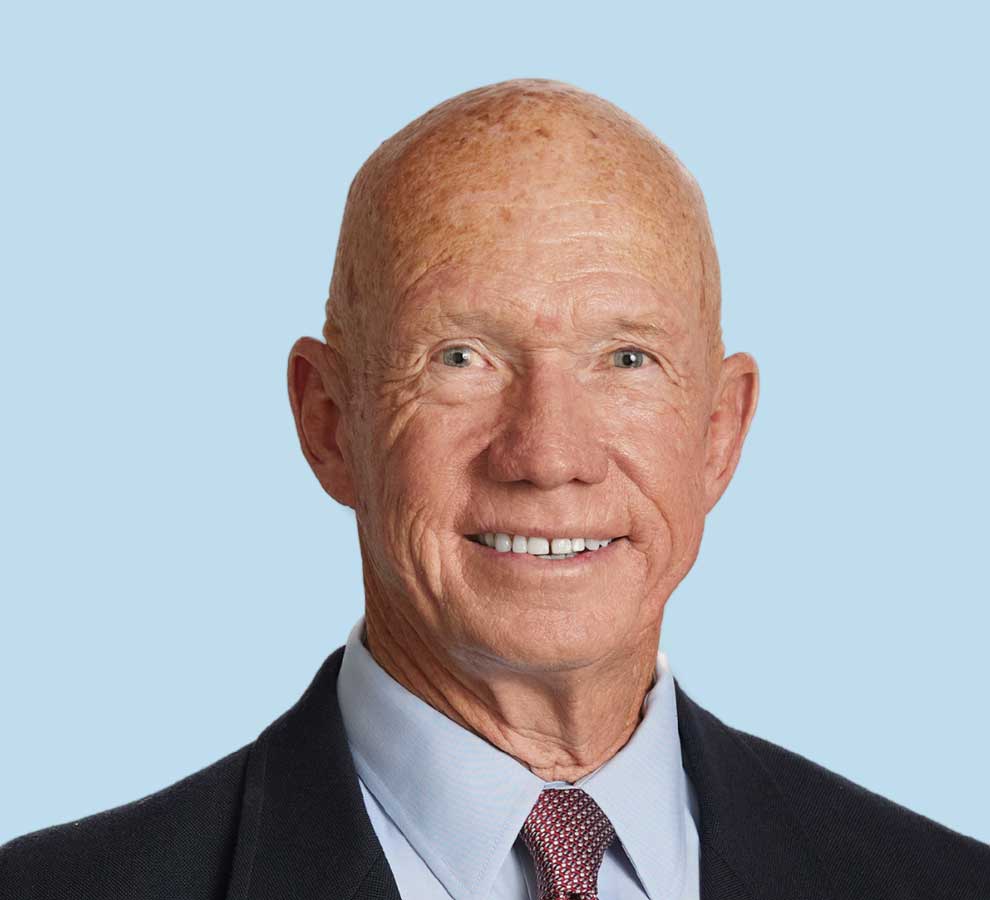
[336,618,701,900]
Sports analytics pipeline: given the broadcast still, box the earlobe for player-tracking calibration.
[287,337,357,508]
[703,352,760,512]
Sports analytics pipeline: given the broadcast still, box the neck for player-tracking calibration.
[363,606,660,783]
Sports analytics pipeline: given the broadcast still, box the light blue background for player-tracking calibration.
[2,1,987,847]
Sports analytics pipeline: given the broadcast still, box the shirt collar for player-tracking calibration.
[573,649,691,900]
[337,617,692,900]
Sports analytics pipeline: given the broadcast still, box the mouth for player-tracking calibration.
[463,533,629,561]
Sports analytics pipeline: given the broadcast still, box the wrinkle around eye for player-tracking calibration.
[617,346,687,387]
[414,331,694,392]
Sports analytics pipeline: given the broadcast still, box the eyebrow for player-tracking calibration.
[410,309,682,342]
[605,316,680,340]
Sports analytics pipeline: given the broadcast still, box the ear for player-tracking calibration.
[703,352,760,512]
[287,336,357,508]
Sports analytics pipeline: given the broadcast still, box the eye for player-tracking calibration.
[440,345,478,368]
[612,347,653,369]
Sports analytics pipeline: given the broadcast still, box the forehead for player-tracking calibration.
[388,197,698,335]
[383,182,703,340]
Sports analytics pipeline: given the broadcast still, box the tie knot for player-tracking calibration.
[520,788,616,900]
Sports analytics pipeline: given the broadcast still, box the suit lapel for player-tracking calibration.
[673,679,836,900]
[225,647,400,900]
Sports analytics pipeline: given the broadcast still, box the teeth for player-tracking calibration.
[526,536,550,555]
[473,532,620,556]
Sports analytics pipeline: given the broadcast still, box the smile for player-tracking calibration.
[464,532,628,560]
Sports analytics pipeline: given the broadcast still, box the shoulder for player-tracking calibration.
[0,742,252,900]
[732,724,990,898]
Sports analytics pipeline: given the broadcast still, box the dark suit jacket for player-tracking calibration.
[2,646,988,899]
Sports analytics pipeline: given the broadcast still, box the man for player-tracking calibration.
[2,78,987,899]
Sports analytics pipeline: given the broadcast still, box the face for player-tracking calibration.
[291,125,757,681]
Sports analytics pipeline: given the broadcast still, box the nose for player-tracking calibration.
[486,362,609,489]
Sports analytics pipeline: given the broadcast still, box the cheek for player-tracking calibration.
[356,399,477,583]
[608,395,709,557]
[612,388,706,485]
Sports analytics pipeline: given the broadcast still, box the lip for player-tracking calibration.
[463,526,625,541]
[461,534,628,572]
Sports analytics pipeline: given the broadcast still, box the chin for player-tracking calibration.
[457,605,637,676]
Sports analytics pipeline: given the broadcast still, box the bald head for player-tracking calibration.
[323,79,723,391]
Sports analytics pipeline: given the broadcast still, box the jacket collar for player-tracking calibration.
[226,646,400,900]
[225,646,835,900]
[674,681,837,900]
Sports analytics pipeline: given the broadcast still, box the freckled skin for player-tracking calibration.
[288,79,759,781]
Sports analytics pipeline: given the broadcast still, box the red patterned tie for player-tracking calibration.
[520,788,617,900]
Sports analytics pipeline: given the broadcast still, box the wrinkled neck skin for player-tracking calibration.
[363,596,661,783]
